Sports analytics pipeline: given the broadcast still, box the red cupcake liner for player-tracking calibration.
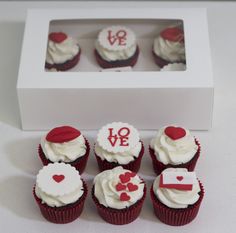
[38,137,90,174]
[94,141,144,173]
[152,50,185,68]
[91,181,146,225]
[45,47,81,71]
[94,46,139,69]
[149,139,201,176]
[150,180,204,226]
[33,180,87,224]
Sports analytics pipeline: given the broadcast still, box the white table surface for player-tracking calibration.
[0,1,236,233]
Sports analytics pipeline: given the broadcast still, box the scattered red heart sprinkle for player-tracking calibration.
[125,172,136,178]
[127,182,138,192]
[119,173,131,183]
[120,192,131,201]
[115,183,126,191]
[160,27,184,43]
[52,174,65,183]
[46,126,81,143]
[49,32,68,43]
[164,126,186,140]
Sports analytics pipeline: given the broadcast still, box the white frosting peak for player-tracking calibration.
[150,126,198,165]
[41,134,87,163]
[153,168,201,209]
[46,35,79,64]
[153,36,185,62]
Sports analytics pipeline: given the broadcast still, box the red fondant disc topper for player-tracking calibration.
[160,27,184,43]
[49,32,68,43]
[46,126,81,143]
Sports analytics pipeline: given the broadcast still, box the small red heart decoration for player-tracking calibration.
[46,126,81,143]
[49,32,68,43]
[125,172,136,178]
[164,126,186,140]
[115,183,126,191]
[120,192,130,201]
[119,173,131,183]
[176,176,184,182]
[52,174,65,183]
[127,183,138,192]
[160,27,184,43]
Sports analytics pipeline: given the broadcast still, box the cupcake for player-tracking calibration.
[38,126,90,174]
[33,163,87,223]
[160,63,186,71]
[94,122,144,172]
[92,166,146,225]
[150,168,204,226]
[45,32,81,71]
[149,126,200,175]
[153,27,185,68]
[94,26,139,68]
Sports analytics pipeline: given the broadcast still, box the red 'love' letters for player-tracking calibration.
[107,30,127,46]
[107,127,130,147]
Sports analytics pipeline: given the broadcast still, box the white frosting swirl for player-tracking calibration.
[94,166,145,209]
[150,127,198,165]
[153,36,185,62]
[41,135,87,163]
[35,184,83,207]
[46,36,79,64]
[94,141,142,164]
[153,168,201,209]
[95,40,136,61]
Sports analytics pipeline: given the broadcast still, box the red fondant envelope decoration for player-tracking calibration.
[159,171,196,191]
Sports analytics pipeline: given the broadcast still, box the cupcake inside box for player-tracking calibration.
[46,19,185,72]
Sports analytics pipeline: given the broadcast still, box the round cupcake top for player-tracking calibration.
[150,126,198,165]
[153,168,201,209]
[98,26,136,51]
[41,126,87,163]
[35,163,84,207]
[153,27,185,62]
[94,166,145,209]
[46,32,80,65]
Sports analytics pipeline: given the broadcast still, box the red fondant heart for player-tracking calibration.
[46,126,81,143]
[115,183,126,191]
[52,174,65,183]
[120,192,130,201]
[127,182,138,192]
[164,126,186,140]
[49,32,68,43]
[119,173,131,183]
[160,27,184,43]
[125,172,136,178]
[176,176,184,182]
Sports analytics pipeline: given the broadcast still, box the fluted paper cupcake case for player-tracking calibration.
[33,180,87,224]
[94,141,144,173]
[150,180,204,226]
[94,46,139,69]
[38,137,90,174]
[149,139,201,175]
[91,182,146,225]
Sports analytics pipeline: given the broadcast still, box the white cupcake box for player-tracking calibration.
[17,8,213,130]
